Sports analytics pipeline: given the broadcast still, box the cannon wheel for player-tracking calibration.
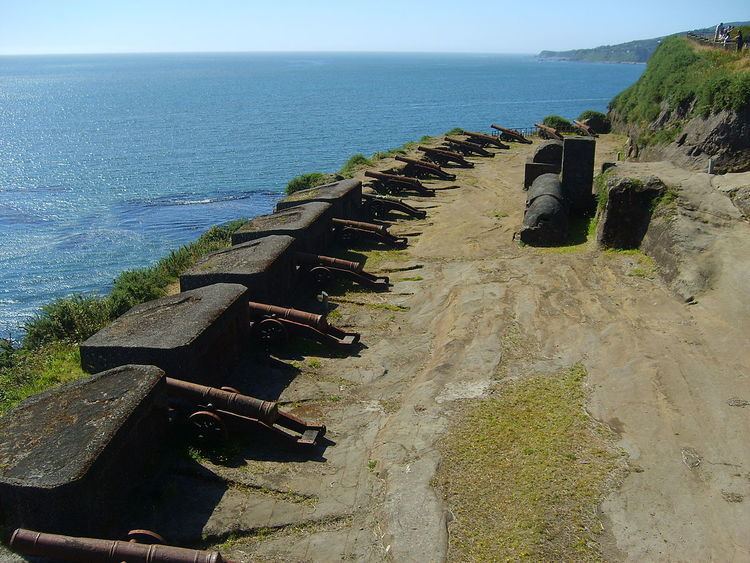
[188,410,228,442]
[127,530,166,545]
[220,386,241,394]
[253,318,288,345]
[308,266,333,288]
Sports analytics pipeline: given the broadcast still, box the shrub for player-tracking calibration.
[577,110,612,133]
[23,295,112,348]
[108,268,169,317]
[339,154,373,178]
[445,127,465,135]
[542,115,572,130]
[285,172,338,195]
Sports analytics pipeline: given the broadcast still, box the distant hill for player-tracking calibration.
[539,21,750,63]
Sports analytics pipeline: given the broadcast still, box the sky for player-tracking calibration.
[0,0,747,56]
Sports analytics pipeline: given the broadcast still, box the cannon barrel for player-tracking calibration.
[394,155,443,171]
[165,378,279,424]
[534,123,563,141]
[9,529,234,563]
[295,251,364,273]
[364,170,421,186]
[445,137,492,155]
[332,217,388,234]
[248,301,326,329]
[490,124,532,144]
[418,146,464,159]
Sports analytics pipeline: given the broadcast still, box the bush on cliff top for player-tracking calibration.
[577,110,612,133]
[610,36,750,125]
[285,172,340,195]
[542,115,572,131]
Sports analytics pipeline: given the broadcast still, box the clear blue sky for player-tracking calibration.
[1,0,747,55]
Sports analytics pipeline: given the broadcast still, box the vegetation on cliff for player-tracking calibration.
[0,220,244,413]
[610,36,750,126]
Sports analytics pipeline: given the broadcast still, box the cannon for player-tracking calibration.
[394,156,456,181]
[490,124,532,144]
[417,146,474,168]
[8,528,236,563]
[248,301,360,349]
[295,251,390,291]
[443,137,494,157]
[361,192,427,220]
[364,170,435,197]
[461,131,509,149]
[332,217,408,248]
[520,174,569,246]
[572,120,598,138]
[534,123,564,141]
[166,377,325,446]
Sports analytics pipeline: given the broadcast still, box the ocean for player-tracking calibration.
[0,53,643,336]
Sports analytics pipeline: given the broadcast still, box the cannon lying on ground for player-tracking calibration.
[361,192,427,220]
[443,137,494,157]
[8,528,237,563]
[394,156,456,181]
[519,173,569,246]
[166,378,325,446]
[461,131,509,149]
[364,170,435,197]
[248,301,360,349]
[418,146,474,168]
[332,217,408,248]
[295,251,390,291]
[490,124,533,144]
[534,123,564,142]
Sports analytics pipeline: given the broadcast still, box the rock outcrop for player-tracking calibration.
[596,176,666,249]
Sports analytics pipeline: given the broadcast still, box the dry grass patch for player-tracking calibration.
[438,365,623,561]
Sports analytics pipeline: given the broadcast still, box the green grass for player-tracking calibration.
[339,154,374,178]
[438,365,623,561]
[610,36,750,129]
[0,342,85,414]
[285,172,340,195]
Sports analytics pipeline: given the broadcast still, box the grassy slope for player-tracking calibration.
[610,36,750,129]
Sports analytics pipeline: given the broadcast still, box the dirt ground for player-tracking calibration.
[4,134,749,562]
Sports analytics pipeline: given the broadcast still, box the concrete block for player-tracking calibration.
[80,284,248,383]
[180,235,296,305]
[275,179,362,220]
[561,136,596,216]
[0,365,167,536]
[231,202,333,253]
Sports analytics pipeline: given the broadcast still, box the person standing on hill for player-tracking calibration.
[715,23,724,42]
[737,30,744,52]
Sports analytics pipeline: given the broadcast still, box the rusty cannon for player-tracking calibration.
[8,528,237,563]
[332,217,408,248]
[461,131,509,149]
[534,123,564,141]
[361,192,427,220]
[394,156,456,181]
[572,119,599,138]
[166,377,325,446]
[444,136,494,157]
[417,146,474,168]
[364,170,435,197]
[295,251,390,291]
[248,301,360,349]
[490,124,532,144]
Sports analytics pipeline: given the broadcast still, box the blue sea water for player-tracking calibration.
[0,53,643,336]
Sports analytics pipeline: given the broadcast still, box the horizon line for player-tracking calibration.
[0,49,540,58]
